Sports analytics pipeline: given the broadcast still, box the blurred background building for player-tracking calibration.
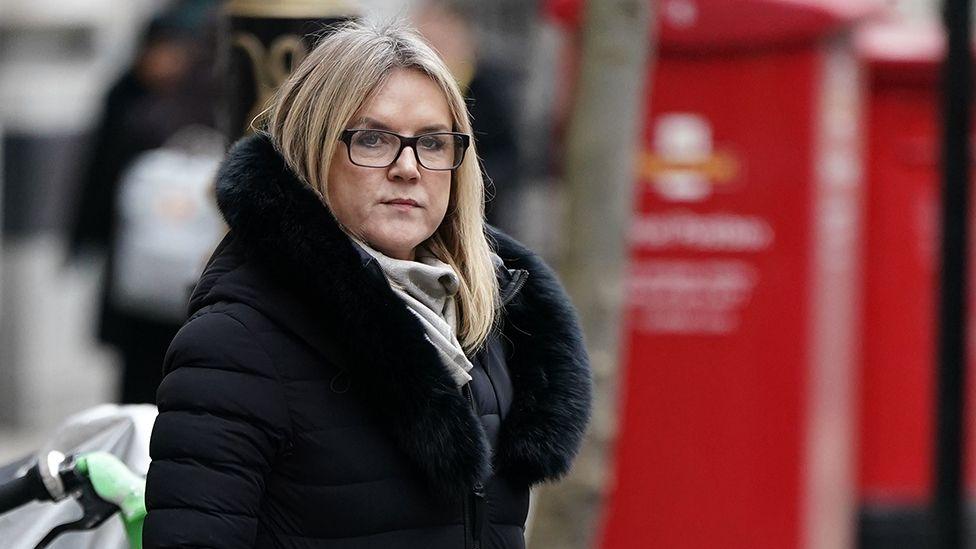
[1,0,173,445]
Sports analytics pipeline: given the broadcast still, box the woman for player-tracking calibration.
[143,21,591,549]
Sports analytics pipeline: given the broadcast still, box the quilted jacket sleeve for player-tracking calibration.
[143,310,291,548]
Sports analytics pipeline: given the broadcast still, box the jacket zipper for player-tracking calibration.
[500,269,529,307]
[461,269,524,548]
[462,383,486,549]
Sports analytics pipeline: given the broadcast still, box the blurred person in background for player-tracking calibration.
[143,21,591,549]
[412,0,522,230]
[67,1,219,405]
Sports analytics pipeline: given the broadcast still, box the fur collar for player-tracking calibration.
[211,133,591,499]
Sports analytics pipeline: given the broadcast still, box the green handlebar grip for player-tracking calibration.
[76,452,146,549]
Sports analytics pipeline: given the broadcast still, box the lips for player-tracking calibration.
[384,198,421,207]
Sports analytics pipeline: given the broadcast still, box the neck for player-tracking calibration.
[353,237,415,262]
[383,248,416,261]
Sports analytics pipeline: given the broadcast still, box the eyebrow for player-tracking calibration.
[355,117,452,134]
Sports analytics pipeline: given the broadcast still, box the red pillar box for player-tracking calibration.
[599,2,876,548]
[855,22,976,546]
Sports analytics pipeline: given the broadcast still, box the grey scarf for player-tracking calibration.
[355,240,474,386]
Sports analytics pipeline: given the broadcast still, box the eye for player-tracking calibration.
[353,130,389,148]
[417,134,448,151]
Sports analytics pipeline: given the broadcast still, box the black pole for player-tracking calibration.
[219,0,359,141]
[936,0,972,547]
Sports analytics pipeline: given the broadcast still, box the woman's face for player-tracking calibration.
[327,68,454,261]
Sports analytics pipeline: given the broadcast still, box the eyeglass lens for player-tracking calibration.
[348,130,464,170]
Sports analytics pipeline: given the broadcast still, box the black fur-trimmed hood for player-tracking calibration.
[204,133,591,499]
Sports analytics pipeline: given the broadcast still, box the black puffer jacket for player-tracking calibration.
[143,134,592,549]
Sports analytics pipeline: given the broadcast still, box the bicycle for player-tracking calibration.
[0,451,146,548]
[0,404,155,549]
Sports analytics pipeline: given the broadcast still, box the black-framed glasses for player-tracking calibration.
[339,129,470,171]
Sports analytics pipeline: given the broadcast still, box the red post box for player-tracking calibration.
[855,21,976,546]
[597,2,876,548]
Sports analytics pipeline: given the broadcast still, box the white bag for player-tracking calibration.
[111,126,226,322]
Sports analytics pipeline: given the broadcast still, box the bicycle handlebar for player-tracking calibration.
[0,451,145,548]
[0,464,51,514]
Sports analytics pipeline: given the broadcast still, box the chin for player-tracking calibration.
[367,227,432,259]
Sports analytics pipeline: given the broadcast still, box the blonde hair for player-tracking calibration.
[265,20,498,353]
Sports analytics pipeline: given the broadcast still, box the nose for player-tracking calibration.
[388,146,421,182]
